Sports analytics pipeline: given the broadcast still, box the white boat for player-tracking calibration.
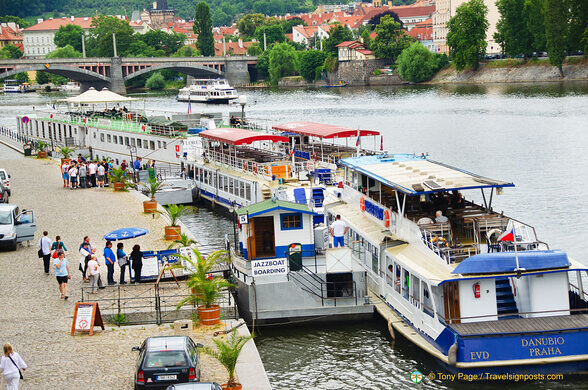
[3,80,34,93]
[176,78,239,104]
[59,82,81,93]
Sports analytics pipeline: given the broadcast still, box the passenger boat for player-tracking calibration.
[176,78,239,104]
[59,81,81,93]
[3,79,34,93]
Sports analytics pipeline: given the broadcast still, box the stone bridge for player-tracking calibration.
[0,56,257,94]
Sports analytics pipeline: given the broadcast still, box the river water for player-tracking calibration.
[2,82,588,389]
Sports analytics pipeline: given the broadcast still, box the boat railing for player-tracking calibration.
[420,229,477,264]
[288,265,358,307]
[568,280,588,308]
[441,306,587,325]
[206,149,299,180]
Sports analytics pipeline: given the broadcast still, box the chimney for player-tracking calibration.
[71,16,75,21]
[238,39,243,48]
[37,18,43,24]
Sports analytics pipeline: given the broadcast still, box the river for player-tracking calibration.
[2,82,588,389]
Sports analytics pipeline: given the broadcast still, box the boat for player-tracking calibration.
[323,82,347,88]
[176,78,239,104]
[59,82,81,93]
[3,80,35,93]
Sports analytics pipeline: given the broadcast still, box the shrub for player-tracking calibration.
[397,42,436,82]
[145,72,165,90]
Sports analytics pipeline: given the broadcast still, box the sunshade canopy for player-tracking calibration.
[104,227,149,241]
[237,199,315,218]
[58,87,138,104]
[199,128,289,145]
[272,121,380,139]
[340,154,514,195]
[452,250,571,275]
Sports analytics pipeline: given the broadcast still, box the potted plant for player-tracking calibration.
[142,177,165,213]
[176,248,232,325]
[35,141,49,158]
[204,329,254,390]
[158,204,197,240]
[167,232,198,249]
[108,166,129,191]
[59,146,75,161]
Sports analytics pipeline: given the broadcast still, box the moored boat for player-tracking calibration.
[176,78,239,104]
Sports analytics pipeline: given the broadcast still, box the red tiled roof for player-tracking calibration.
[25,17,95,31]
[0,24,23,42]
[390,5,435,18]
[409,18,433,41]
[214,41,253,56]
[356,49,374,55]
[285,33,293,41]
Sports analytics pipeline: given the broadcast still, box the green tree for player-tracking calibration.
[254,24,285,46]
[494,0,533,59]
[397,42,436,82]
[446,0,489,71]
[544,0,568,77]
[372,15,413,60]
[0,15,30,28]
[88,15,136,57]
[194,2,215,56]
[139,30,185,56]
[281,17,306,34]
[174,46,199,57]
[323,24,353,55]
[145,72,165,90]
[361,28,372,50]
[268,43,298,84]
[0,45,23,59]
[568,0,588,52]
[212,9,232,27]
[298,49,327,82]
[46,45,82,58]
[247,43,263,56]
[583,25,588,54]
[54,24,84,53]
[256,50,270,78]
[524,0,546,52]
[35,71,50,84]
[237,13,266,38]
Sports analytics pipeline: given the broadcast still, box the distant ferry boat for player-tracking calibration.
[176,78,239,104]
[59,82,81,93]
[3,79,34,93]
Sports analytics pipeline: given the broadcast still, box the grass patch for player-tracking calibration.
[565,56,587,65]
[281,76,305,82]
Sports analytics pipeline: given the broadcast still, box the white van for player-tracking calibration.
[0,168,10,195]
[0,204,36,250]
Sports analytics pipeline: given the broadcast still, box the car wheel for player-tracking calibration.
[10,239,17,251]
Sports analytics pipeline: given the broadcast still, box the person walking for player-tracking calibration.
[51,235,67,258]
[329,214,348,248]
[103,241,117,285]
[38,231,52,274]
[116,242,128,284]
[54,251,71,299]
[130,244,143,284]
[61,161,69,188]
[68,163,78,189]
[87,255,100,294]
[0,343,27,390]
[78,163,87,189]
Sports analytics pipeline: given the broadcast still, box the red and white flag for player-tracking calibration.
[498,229,515,242]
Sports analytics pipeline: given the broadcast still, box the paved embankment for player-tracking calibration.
[0,143,270,389]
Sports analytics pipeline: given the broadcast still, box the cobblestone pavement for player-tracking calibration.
[0,153,233,389]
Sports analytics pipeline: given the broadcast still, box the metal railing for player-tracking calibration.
[288,264,358,307]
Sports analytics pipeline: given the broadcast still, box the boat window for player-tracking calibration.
[163,142,167,149]
[281,213,302,230]
[137,139,142,148]
[240,182,245,198]
[113,136,117,144]
[228,178,234,194]
[371,245,378,275]
[394,264,401,294]
[422,284,434,317]
[119,136,123,144]
[131,138,136,147]
[412,275,421,307]
[150,141,155,150]
[100,133,104,142]
[125,137,130,146]
[402,269,410,300]
[245,183,251,200]
[107,134,111,143]
[158,141,161,149]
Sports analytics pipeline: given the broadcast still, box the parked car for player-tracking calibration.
[0,168,10,195]
[133,336,203,390]
[0,204,36,250]
[166,384,222,390]
[0,181,8,203]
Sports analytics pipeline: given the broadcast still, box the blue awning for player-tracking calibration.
[452,250,571,275]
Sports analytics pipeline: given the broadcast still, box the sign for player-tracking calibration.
[251,258,287,277]
[71,302,104,336]
[141,256,159,278]
[362,199,384,220]
[21,116,29,124]
[238,214,248,225]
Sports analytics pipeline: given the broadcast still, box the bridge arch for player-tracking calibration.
[123,63,223,82]
[0,64,109,83]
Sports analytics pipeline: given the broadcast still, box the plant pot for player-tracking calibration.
[61,158,71,165]
[113,182,125,191]
[143,199,158,213]
[165,225,181,241]
[221,383,242,390]
[197,305,220,326]
[38,151,48,158]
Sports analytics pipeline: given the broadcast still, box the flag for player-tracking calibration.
[187,101,191,114]
[355,129,360,147]
[498,229,515,242]
[289,146,296,157]
[380,135,383,151]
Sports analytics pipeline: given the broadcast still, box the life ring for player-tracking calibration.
[252,164,257,174]
[312,153,317,161]
[360,197,365,211]
[384,209,390,227]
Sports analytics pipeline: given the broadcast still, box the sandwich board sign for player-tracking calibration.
[71,302,104,336]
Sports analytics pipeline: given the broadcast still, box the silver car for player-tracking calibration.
[0,204,36,251]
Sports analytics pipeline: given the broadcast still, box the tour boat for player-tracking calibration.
[59,82,81,93]
[176,78,239,104]
[3,80,34,93]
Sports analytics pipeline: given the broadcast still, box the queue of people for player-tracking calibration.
[60,156,111,189]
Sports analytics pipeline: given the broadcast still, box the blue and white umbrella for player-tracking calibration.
[104,227,149,241]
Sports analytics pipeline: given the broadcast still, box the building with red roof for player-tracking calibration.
[214,40,253,56]
[409,18,435,52]
[292,25,331,47]
[0,23,23,51]
[336,40,375,61]
[23,16,95,58]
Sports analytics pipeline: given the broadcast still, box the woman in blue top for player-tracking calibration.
[54,251,71,299]
[117,242,128,284]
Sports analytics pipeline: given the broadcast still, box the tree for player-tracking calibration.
[323,24,353,55]
[212,9,232,27]
[256,50,270,78]
[247,43,263,56]
[583,25,588,54]
[268,43,298,84]
[0,45,23,59]
[139,30,185,56]
[446,0,489,71]
[361,28,372,50]
[568,0,588,52]
[397,42,437,82]
[194,2,215,56]
[282,17,306,34]
[544,0,568,77]
[54,24,84,53]
[0,15,30,28]
[298,50,327,82]
[88,15,136,57]
[174,46,199,57]
[494,0,533,59]
[146,72,165,89]
[237,13,266,38]
[524,0,546,52]
[372,15,413,60]
[46,45,82,58]
[254,24,285,46]
[367,10,402,29]
[35,71,50,84]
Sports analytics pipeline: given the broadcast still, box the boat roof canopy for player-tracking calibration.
[57,87,138,104]
[452,250,571,275]
[199,128,289,145]
[340,154,514,195]
[272,121,380,139]
[237,199,315,218]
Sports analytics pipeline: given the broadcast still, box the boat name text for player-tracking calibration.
[522,337,564,357]
[363,199,384,220]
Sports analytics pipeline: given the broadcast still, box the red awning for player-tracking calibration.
[272,122,380,139]
[199,128,289,145]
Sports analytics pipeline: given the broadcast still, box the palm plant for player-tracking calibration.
[35,141,49,152]
[145,177,166,200]
[108,166,128,184]
[167,232,198,249]
[59,146,75,159]
[204,329,254,388]
[158,204,197,227]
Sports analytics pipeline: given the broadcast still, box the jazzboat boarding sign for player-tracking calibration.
[251,258,287,278]
[71,302,104,336]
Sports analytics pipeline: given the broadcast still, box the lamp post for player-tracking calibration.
[238,95,247,125]
[81,30,86,58]
[112,28,118,57]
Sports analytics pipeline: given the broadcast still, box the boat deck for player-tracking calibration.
[450,313,588,336]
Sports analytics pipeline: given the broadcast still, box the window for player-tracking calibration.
[162,141,167,149]
[100,133,104,142]
[150,141,155,150]
[137,139,142,148]
[107,134,111,143]
[119,136,123,144]
[125,137,129,146]
[157,141,161,149]
[131,138,136,147]
[281,213,302,230]
[113,136,118,144]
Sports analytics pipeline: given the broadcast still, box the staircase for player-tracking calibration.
[495,278,520,319]
[261,186,271,200]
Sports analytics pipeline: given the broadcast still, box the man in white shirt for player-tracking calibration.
[38,230,52,274]
[329,214,348,248]
[68,165,78,189]
[97,164,105,188]
[435,210,449,223]
[88,162,97,187]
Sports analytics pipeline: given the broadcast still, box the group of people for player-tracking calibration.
[60,154,111,189]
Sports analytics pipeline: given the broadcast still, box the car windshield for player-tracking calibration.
[145,351,187,368]
[0,172,5,180]
[0,211,12,225]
